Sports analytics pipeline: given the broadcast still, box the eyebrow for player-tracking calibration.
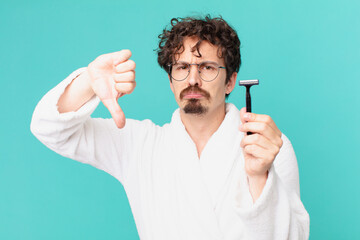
[175,60,220,65]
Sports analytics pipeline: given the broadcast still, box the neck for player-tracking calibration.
[180,103,227,158]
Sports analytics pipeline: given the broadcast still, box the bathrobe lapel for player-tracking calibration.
[168,103,242,239]
[199,104,243,210]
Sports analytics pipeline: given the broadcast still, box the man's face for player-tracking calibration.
[169,37,236,116]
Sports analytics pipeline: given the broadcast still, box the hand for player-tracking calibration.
[239,107,283,178]
[87,49,136,128]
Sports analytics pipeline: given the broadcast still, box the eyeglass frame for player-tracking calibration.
[167,61,226,82]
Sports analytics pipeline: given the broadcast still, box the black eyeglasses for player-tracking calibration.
[168,61,226,82]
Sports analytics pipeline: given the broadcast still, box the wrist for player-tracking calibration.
[77,70,95,97]
[57,70,95,113]
[247,172,268,203]
[247,172,268,183]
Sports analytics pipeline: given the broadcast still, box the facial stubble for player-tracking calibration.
[180,85,211,116]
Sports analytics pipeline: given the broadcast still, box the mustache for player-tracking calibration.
[180,85,210,100]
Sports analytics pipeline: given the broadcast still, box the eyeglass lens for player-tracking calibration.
[171,62,221,82]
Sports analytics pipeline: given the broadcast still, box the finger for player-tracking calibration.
[241,133,281,155]
[115,81,136,94]
[240,107,247,124]
[243,144,273,161]
[113,71,135,83]
[240,133,273,150]
[115,60,136,73]
[240,122,282,147]
[101,98,126,128]
[243,112,282,136]
[104,49,132,66]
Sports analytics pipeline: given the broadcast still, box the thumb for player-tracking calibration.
[240,107,247,124]
[102,98,126,128]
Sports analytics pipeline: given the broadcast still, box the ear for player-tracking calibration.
[169,74,175,94]
[225,72,237,94]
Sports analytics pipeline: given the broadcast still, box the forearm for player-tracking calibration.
[30,67,133,184]
[57,69,95,113]
[247,172,268,203]
[31,68,100,146]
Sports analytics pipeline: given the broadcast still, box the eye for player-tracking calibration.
[205,65,214,70]
[174,64,189,70]
[200,63,216,71]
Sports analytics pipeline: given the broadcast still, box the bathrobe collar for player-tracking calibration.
[168,103,243,239]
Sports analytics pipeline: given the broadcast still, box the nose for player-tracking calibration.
[187,64,202,87]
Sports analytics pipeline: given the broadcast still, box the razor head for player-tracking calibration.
[239,79,259,86]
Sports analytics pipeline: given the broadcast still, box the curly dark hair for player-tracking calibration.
[157,15,241,97]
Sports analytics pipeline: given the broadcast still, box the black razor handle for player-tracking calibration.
[246,86,253,135]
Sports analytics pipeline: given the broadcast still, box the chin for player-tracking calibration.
[183,99,208,115]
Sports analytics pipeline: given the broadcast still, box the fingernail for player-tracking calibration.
[245,113,252,120]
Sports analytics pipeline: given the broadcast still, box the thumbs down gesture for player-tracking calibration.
[88,49,136,128]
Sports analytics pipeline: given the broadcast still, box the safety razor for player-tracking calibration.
[239,79,259,135]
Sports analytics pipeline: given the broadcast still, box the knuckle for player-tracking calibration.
[279,138,283,148]
[130,70,135,79]
[129,81,137,92]
[275,145,280,154]
[128,60,136,69]
[115,82,135,94]
[248,145,255,152]
[122,71,134,81]
[244,134,250,141]
[264,115,272,123]
[254,133,261,142]
[124,87,134,94]
[123,72,133,81]
[272,148,279,159]
[243,145,248,152]
[259,124,266,132]
[114,83,121,92]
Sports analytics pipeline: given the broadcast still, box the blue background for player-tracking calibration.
[1,0,359,239]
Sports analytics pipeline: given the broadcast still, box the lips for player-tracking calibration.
[183,92,204,99]
[180,86,210,100]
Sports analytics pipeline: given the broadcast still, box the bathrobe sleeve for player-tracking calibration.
[234,134,310,240]
[30,68,155,184]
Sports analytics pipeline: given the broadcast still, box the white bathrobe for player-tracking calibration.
[30,68,310,240]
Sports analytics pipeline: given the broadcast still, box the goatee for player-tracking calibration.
[180,85,210,115]
[183,99,208,115]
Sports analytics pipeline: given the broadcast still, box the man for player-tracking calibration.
[31,16,309,239]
